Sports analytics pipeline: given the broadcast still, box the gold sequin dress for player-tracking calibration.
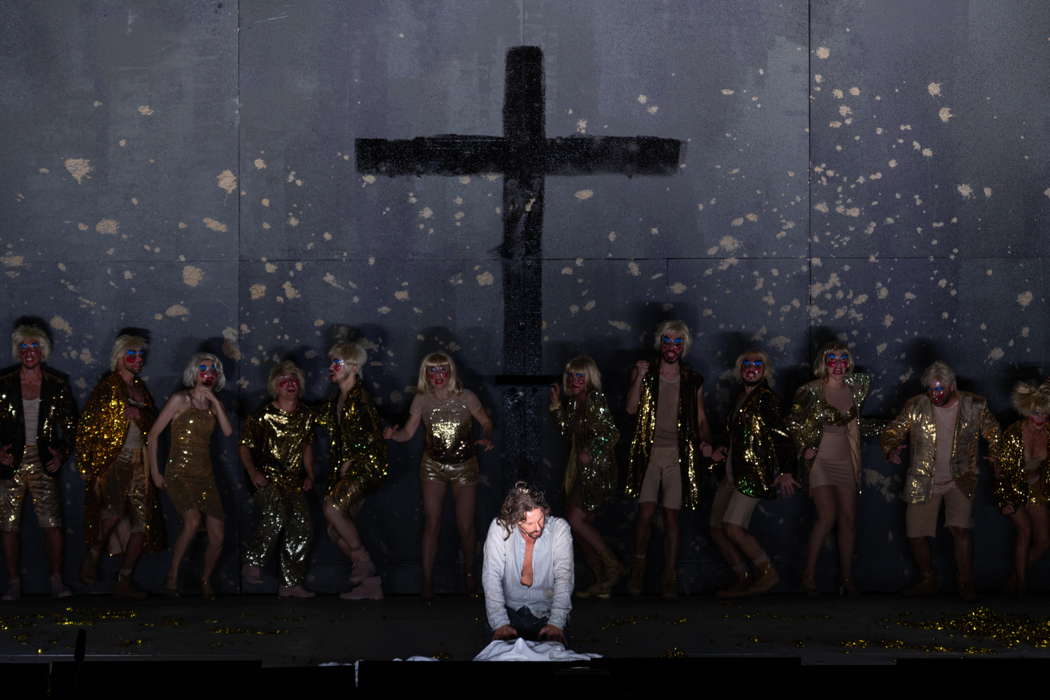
[994,419,1050,511]
[550,390,619,512]
[165,406,223,519]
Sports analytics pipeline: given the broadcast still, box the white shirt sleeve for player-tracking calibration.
[481,518,511,629]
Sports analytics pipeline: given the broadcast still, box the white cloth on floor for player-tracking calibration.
[472,637,601,662]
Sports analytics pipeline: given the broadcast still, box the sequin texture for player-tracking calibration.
[550,389,619,512]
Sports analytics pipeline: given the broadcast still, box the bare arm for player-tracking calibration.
[468,395,495,451]
[147,393,188,486]
[201,389,233,437]
[625,361,649,415]
[383,409,422,442]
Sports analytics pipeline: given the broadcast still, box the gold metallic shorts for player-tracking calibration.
[98,447,149,534]
[0,446,61,532]
[324,474,368,513]
[420,454,479,486]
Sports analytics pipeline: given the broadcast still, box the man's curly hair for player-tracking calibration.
[496,481,550,539]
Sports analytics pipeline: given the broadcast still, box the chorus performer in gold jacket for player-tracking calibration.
[549,355,621,598]
[880,361,1000,600]
[318,341,387,601]
[993,380,1050,595]
[76,330,164,598]
[785,341,870,595]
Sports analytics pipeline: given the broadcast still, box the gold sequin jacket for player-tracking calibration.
[785,373,871,492]
[626,364,708,510]
[723,381,792,499]
[0,364,78,480]
[992,420,1047,511]
[75,371,162,550]
[880,392,1000,503]
[76,372,156,481]
[316,383,387,489]
[550,389,619,509]
[240,403,316,491]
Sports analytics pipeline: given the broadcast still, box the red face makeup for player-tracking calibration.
[927,380,955,407]
[18,341,42,370]
[566,371,587,395]
[426,364,450,388]
[122,347,146,374]
[825,351,849,376]
[740,356,765,384]
[197,361,218,387]
[660,334,685,364]
[328,357,350,383]
[276,374,300,396]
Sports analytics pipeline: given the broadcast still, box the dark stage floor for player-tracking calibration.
[3,591,1050,668]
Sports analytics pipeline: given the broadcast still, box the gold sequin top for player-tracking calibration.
[785,373,870,491]
[626,365,707,510]
[317,383,387,487]
[0,365,77,479]
[410,390,482,464]
[240,403,316,490]
[993,420,1048,510]
[167,406,216,471]
[880,391,1000,503]
[76,372,156,481]
[724,381,792,499]
[550,389,620,507]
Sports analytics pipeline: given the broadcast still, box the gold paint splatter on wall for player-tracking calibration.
[95,219,119,235]
[1,256,25,268]
[202,217,228,232]
[927,82,942,97]
[1017,291,1033,307]
[182,266,204,287]
[249,284,266,300]
[137,105,154,116]
[476,271,494,286]
[253,158,267,169]
[938,107,954,122]
[64,158,93,184]
[574,190,593,200]
[815,46,830,59]
[165,304,189,317]
[281,281,300,299]
[957,184,974,199]
[50,316,72,335]
[216,169,237,194]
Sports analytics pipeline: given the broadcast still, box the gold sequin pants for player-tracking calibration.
[0,446,61,532]
[243,485,312,587]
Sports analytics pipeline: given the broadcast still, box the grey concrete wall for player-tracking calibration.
[1,0,1048,595]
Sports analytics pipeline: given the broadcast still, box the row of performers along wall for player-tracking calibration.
[0,320,1044,601]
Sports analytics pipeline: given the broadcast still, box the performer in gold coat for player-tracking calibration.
[239,360,317,598]
[549,355,621,598]
[0,320,77,600]
[148,353,233,599]
[880,361,1000,600]
[785,341,870,595]
[76,329,164,598]
[318,342,387,601]
[709,349,797,598]
[384,352,494,601]
[992,380,1050,595]
[625,320,712,599]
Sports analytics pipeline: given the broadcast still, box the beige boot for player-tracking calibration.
[596,550,624,598]
[744,562,780,596]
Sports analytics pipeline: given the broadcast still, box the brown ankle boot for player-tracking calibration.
[627,556,646,596]
[746,563,779,595]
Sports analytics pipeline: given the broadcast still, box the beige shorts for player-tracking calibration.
[420,454,479,487]
[0,446,62,532]
[639,446,682,510]
[906,485,972,538]
[709,478,760,529]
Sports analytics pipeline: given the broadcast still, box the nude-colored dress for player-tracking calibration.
[165,407,223,519]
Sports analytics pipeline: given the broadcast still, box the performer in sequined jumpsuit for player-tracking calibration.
[994,380,1050,596]
[318,342,387,601]
[881,361,1000,600]
[76,329,164,598]
[708,349,798,598]
[549,355,621,598]
[625,320,712,599]
[785,341,870,596]
[0,320,77,600]
[385,352,494,601]
[147,352,233,599]
[239,360,317,598]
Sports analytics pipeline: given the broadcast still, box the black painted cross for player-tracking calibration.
[357,46,684,482]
